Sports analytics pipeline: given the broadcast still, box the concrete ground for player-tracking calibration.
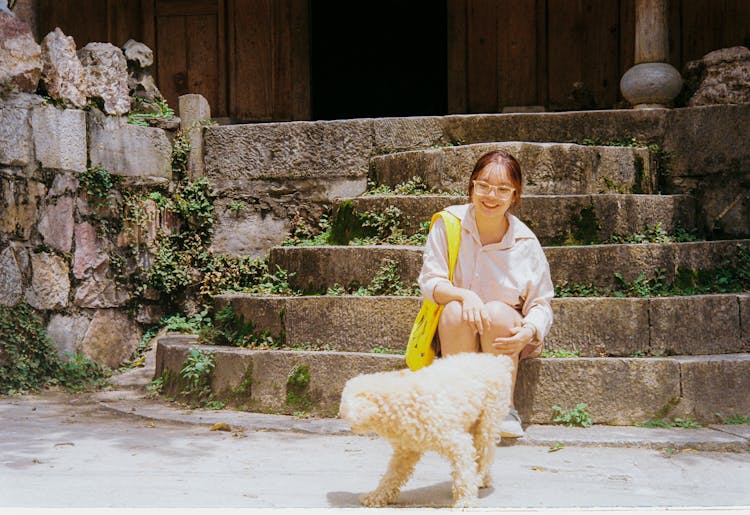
[2,387,750,511]
[3,346,750,512]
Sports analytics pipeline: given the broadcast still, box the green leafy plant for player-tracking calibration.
[715,413,750,425]
[371,346,405,355]
[365,176,431,196]
[80,165,123,207]
[641,417,701,429]
[179,347,215,403]
[0,303,108,394]
[353,259,420,296]
[171,129,191,180]
[127,97,175,127]
[552,403,593,427]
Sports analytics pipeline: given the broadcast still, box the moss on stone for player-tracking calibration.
[286,364,313,409]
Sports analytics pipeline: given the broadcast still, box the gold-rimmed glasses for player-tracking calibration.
[472,180,515,199]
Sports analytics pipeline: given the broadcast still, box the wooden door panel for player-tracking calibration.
[229,0,309,121]
[466,0,498,112]
[497,0,538,107]
[153,0,224,116]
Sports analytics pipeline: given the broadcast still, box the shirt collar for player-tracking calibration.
[445,203,535,249]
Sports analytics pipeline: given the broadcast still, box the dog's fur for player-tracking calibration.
[339,352,513,508]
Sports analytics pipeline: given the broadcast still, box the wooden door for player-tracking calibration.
[453,0,544,113]
[227,0,310,121]
[148,0,227,117]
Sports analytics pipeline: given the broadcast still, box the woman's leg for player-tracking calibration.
[478,301,523,407]
[438,301,479,355]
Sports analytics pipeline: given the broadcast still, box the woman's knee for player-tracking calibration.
[485,301,522,333]
[438,300,464,328]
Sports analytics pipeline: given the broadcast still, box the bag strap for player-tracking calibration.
[429,211,462,281]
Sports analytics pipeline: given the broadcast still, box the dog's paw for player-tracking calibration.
[480,473,492,489]
[360,491,394,507]
[453,495,479,508]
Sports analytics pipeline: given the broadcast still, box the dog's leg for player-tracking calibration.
[441,432,481,508]
[473,409,498,488]
[360,445,422,507]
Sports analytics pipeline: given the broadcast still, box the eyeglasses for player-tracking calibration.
[472,180,515,199]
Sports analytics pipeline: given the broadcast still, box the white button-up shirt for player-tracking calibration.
[418,204,554,342]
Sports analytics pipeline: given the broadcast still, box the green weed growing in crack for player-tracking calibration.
[552,403,593,428]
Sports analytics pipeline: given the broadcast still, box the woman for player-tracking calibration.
[418,150,554,438]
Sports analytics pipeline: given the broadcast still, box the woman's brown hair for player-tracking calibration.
[468,150,523,208]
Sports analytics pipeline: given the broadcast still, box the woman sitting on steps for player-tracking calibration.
[418,150,554,438]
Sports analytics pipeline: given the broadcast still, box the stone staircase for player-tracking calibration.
[156,120,750,426]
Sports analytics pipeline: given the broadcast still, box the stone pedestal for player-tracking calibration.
[620,0,682,108]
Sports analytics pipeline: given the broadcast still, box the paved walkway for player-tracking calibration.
[2,356,750,511]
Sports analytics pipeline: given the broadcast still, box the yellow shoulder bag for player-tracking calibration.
[405,210,462,371]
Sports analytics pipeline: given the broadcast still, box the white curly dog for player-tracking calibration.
[339,352,514,508]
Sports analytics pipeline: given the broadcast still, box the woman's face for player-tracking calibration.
[470,164,516,221]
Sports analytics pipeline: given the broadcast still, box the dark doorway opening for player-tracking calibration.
[311,1,447,120]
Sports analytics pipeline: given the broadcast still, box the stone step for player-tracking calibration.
[155,336,750,425]
[269,239,750,292]
[370,142,658,195]
[338,193,697,245]
[213,293,750,358]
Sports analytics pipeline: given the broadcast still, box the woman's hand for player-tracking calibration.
[492,326,535,356]
[460,290,491,336]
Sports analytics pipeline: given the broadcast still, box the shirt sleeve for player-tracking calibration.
[520,240,554,343]
[418,217,452,304]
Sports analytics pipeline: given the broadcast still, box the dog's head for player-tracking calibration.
[338,374,384,434]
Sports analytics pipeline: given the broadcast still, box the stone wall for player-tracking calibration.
[0,91,178,369]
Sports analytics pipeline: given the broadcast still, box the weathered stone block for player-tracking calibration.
[370,148,445,191]
[247,350,403,417]
[73,222,109,279]
[516,357,681,425]
[209,349,254,399]
[0,176,45,240]
[46,314,90,361]
[0,245,24,306]
[38,196,74,253]
[686,46,750,107]
[48,172,79,196]
[284,296,421,351]
[740,294,750,346]
[179,93,211,178]
[78,42,130,115]
[672,240,750,273]
[589,194,695,240]
[269,245,423,294]
[74,277,131,308]
[32,105,87,172]
[25,252,70,310]
[649,295,744,355]
[211,203,290,258]
[545,243,673,289]
[0,105,33,166]
[40,28,87,108]
[214,294,288,340]
[372,142,656,195]
[373,116,448,152]
[546,298,649,356]
[664,104,750,179]
[81,309,141,369]
[88,109,172,178]
[674,354,750,422]
[204,119,374,193]
[0,12,41,92]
